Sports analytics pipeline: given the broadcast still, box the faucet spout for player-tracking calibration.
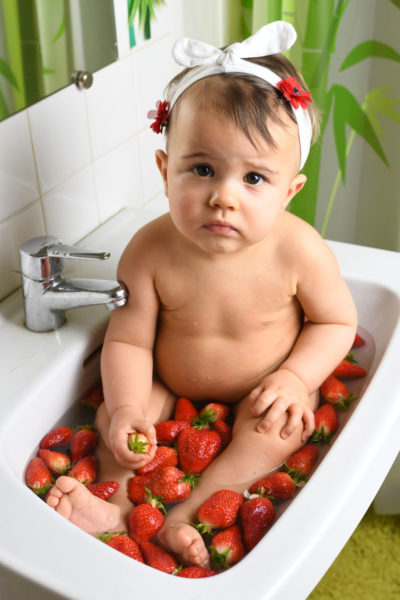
[19,236,128,332]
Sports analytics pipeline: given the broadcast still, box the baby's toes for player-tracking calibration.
[187,538,210,568]
[46,486,62,507]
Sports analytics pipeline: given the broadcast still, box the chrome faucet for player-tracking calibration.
[19,236,127,332]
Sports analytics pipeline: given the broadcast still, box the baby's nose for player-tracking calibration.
[209,182,240,210]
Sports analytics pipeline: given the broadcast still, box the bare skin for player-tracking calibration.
[47,81,357,566]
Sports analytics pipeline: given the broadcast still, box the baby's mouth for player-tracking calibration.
[204,221,237,235]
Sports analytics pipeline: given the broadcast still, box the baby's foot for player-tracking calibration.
[46,476,124,536]
[157,520,210,568]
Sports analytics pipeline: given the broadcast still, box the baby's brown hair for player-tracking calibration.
[165,52,319,153]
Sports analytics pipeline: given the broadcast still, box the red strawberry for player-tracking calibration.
[69,454,96,484]
[200,402,230,422]
[210,525,245,568]
[87,480,119,500]
[149,466,196,504]
[240,497,275,550]
[332,355,367,378]
[249,471,295,499]
[139,541,178,573]
[137,446,178,476]
[196,489,244,534]
[320,374,356,410]
[177,427,222,474]
[38,449,71,475]
[284,444,319,484]
[127,432,150,454]
[213,419,232,448]
[25,457,53,495]
[310,403,339,444]
[100,532,144,562]
[176,566,218,578]
[70,427,98,461]
[40,426,73,449]
[129,500,165,542]
[127,475,151,504]
[81,384,104,409]
[155,420,191,445]
[174,397,198,422]
[353,333,366,347]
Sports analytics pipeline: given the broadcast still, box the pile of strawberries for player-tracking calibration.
[25,333,367,578]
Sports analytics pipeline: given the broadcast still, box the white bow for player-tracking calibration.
[173,21,297,68]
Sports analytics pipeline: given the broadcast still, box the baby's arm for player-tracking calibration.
[101,229,159,469]
[250,226,357,440]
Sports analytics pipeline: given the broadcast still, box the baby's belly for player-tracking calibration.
[154,327,299,403]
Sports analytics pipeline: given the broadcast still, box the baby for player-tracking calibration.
[47,21,357,568]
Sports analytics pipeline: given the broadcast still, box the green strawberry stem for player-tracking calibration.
[98,530,127,542]
[309,427,333,445]
[179,473,200,489]
[191,409,218,429]
[334,393,357,411]
[128,433,149,454]
[210,545,231,570]
[144,487,166,514]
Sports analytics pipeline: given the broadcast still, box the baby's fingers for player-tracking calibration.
[250,388,278,417]
[256,398,286,433]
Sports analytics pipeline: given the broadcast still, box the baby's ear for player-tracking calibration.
[284,173,307,209]
[155,150,168,196]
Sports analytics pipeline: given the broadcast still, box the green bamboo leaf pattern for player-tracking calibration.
[389,0,400,8]
[128,0,165,31]
[0,57,19,89]
[340,40,400,71]
[332,84,388,182]
[365,86,400,122]
[51,14,66,43]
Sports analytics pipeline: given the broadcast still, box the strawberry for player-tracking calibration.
[38,449,71,475]
[40,426,73,449]
[149,466,196,504]
[127,475,151,504]
[176,566,218,578]
[249,471,296,499]
[200,402,230,422]
[137,446,178,476]
[87,480,119,500]
[210,525,245,568]
[320,374,356,410]
[213,419,232,448]
[310,403,339,444]
[139,541,179,573]
[174,397,198,422]
[240,496,275,550]
[70,427,98,461]
[283,444,319,484]
[155,420,191,445]
[81,384,104,409]
[100,531,144,562]
[69,454,96,484]
[129,498,165,542]
[332,354,367,378]
[177,426,222,474]
[353,333,366,347]
[25,457,53,495]
[196,489,244,534]
[128,432,150,454]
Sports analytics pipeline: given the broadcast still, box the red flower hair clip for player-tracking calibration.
[147,100,170,133]
[277,77,312,110]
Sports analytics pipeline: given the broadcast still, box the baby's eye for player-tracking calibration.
[192,164,213,177]
[244,172,264,186]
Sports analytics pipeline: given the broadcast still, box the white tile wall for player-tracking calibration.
[0,0,184,302]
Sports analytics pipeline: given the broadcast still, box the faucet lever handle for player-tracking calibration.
[47,243,110,261]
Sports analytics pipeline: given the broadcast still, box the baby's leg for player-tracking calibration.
[47,378,176,535]
[158,391,319,567]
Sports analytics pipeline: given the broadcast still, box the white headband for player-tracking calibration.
[168,21,312,170]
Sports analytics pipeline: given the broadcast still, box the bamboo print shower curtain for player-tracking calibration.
[228,0,400,247]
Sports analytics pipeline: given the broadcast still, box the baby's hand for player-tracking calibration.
[248,369,315,442]
[108,406,157,469]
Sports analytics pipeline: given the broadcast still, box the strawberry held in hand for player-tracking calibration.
[240,496,275,550]
[310,403,339,444]
[196,489,244,534]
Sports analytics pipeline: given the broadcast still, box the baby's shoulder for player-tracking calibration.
[276,212,335,267]
[118,213,173,273]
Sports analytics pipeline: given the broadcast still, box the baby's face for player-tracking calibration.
[156,93,306,255]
